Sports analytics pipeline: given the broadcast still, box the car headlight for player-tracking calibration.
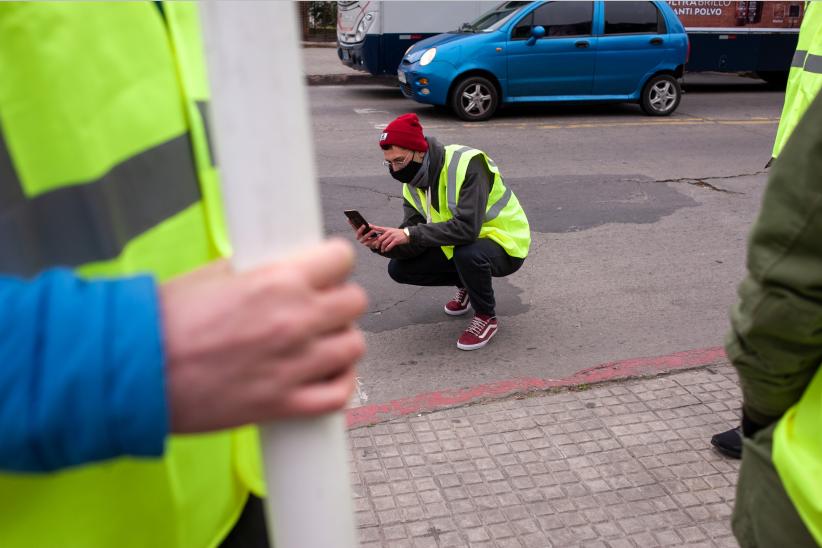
[354,12,374,42]
[420,48,437,66]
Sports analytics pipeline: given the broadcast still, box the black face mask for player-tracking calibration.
[389,160,422,183]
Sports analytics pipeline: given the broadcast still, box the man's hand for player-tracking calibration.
[354,224,382,250]
[373,227,410,253]
[160,238,367,433]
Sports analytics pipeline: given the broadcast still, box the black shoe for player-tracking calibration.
[711,426,742,459]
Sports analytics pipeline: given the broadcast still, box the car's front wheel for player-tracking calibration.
[640,74,681,116]
[451,76,498,122]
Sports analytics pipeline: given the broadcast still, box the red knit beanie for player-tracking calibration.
[379,113,429,152]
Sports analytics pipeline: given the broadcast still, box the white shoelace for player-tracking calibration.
[455,288,468,304]
[466,315,491,336]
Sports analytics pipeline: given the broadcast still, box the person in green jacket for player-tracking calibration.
[728,89,822,547]
[711,0,822,459]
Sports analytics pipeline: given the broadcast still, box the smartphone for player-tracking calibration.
[344,210,382,238]
[344,209,370,232]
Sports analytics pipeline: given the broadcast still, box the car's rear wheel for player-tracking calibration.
[640,74,681,116]
[451,76,498,122]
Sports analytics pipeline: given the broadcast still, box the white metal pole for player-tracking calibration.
[201,3,358,547]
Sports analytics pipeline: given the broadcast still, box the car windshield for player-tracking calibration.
[458,1,532,33]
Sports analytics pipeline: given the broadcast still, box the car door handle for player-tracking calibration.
[575,40,589,48]
[650,37,664,45]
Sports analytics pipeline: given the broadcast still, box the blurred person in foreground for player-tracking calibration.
[0,3,365,547]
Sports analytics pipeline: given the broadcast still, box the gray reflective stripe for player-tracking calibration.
[793,50,808,68]
[446,146,471,214]
[805,53,822,74]
[0,128,24,205]
[404,185,425,215]
[0,134,201,277]
[485,186,512,222]
[196,100,218,167]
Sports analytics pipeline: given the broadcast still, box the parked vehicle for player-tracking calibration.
[336,1,497,76]
[397,1,689,120]
[338,1,804,86]
[669,1,804,85]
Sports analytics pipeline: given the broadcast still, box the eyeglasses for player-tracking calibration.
[382,153,413,169]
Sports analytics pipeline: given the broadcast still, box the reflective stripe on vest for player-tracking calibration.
[805,53,822,74]
[404,182,427,218]
[446,146,472,213]
[792,49,808,68]
[772,1,822,159]
[402,144,530,259]
[0,132,201,277]
[486,186,513,222]
[0,4,261,547]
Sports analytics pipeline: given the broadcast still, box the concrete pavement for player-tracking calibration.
[303,39,750,548]
[347,361,741,547]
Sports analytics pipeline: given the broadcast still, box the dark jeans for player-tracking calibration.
[387,239,524,316]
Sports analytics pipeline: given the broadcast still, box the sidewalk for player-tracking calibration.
[348,362,741,547]
[302,45,395,86]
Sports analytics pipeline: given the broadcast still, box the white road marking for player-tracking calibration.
[354,377,368,405]
[354,108,389,115]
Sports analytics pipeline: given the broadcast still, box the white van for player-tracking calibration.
[337,1,498,75]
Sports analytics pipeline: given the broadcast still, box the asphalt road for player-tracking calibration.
[308,74,784,407]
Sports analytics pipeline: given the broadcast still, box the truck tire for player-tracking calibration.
[640,74,681,116]
[450,76,498,122]
[757,71,789,88]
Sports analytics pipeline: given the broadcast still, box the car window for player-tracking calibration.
[512,2,593,40]
[603,1,666,35]
[512,12,534,39]
[462,1,532,33]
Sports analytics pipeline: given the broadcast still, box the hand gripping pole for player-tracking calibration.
[202,4,359,547]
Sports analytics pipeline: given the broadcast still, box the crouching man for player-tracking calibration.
[353,113,530,350]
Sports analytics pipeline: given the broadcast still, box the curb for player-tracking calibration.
[346,346,728,429]
[302,41,337,49]
[306,73,397,87]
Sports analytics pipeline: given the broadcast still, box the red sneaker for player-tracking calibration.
[457,314,498,350]
[444,288,471,316]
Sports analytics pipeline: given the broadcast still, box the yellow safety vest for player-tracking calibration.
[0,3,263,547]
[402,145,531,259]
[772,1,822,159]
[773,365,822,545]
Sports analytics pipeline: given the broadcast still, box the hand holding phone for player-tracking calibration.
[345,209,382,240]
[344,210,370,232]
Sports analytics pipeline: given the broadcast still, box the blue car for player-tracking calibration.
[398,1,689,121]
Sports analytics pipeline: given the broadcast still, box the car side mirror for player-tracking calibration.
[527,25,545,46]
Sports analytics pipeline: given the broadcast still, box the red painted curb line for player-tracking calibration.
[346,346,727,429]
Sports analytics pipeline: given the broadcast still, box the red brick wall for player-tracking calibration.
[666,1,803,29]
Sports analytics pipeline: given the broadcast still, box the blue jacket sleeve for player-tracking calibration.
[0,269,168,472]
